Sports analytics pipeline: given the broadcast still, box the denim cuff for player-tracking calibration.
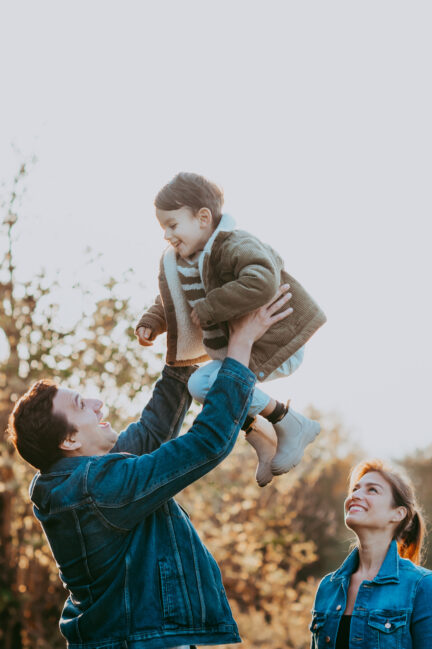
[219,357,256,388]
[162,364,198,384]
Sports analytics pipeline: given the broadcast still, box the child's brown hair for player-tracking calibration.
[155,172,224,226]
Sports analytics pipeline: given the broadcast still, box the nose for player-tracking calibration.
[164,228,173,242]
[89,398,103,413]
[346,490,363,509]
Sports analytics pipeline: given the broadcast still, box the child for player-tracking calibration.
[136,173,326,486]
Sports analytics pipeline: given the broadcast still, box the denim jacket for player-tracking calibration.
[30,358,255,649]
[310,540,432,649]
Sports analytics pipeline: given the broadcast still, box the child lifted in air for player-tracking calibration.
[136,173,326,486]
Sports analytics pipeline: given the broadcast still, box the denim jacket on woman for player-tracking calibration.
[30,358,255,649]
[310,540,432,649]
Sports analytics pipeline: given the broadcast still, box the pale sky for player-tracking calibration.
[1,1,431,458]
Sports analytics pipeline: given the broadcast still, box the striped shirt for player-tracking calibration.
[176,253,228,359]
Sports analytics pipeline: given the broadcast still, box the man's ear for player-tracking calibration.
[197,207,212,227]
[59,434,82,452]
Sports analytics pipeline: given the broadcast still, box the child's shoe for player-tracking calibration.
[270,409,320,475]
[245,416,278,487]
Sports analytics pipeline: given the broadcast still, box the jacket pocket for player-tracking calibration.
[158,559,188,628]
[310,611,328,649]
[367,610,408,648]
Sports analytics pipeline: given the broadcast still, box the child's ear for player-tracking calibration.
[197,207,213,227]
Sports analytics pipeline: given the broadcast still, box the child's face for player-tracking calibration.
[156,206,213,259]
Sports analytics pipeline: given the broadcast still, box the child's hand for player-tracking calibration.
[190,308,201,328]
[136,326,154,346]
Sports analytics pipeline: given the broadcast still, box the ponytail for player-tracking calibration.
[397,510,425,565]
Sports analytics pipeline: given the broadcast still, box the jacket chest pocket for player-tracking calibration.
[310,612,329,649]
[367,611,408,649]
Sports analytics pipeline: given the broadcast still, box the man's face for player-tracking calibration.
[52,388,118,456]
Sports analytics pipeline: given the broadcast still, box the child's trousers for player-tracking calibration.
[188,346,305,417]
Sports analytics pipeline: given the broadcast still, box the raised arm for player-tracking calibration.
[88,286,293,529]
[111,364,196,456]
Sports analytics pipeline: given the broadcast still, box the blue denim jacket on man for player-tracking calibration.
[310,540,432,649]
[30,358,255,649]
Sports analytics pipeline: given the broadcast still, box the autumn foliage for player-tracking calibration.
[1,166,430,649]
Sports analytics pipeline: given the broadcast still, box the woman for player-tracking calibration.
[310,459,432,648]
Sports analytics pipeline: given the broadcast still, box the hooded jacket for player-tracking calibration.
[137,215,326,381]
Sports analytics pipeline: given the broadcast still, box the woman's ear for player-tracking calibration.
[392,506,407,524]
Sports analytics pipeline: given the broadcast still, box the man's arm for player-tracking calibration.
[88,357,255,529]
[88,287,292,530]
[111,364,196,456]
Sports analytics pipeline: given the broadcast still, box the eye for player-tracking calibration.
[80,399,85,410]
[369,486,378,493]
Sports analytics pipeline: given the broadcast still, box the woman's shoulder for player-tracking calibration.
[314,570,339,596]
[399,556,432,582]
[397,557,432,603]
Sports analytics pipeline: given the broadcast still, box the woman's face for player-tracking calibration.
[344,471,406,534]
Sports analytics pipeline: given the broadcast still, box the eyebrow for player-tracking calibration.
[353,481,383,490]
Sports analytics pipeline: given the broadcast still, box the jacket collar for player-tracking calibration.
[330,540,400,584]
[198,213,236,277]
[42,455,92,474]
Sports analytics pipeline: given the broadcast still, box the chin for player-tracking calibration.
[345,512,362,530]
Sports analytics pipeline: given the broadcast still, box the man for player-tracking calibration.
[8,288,291,649]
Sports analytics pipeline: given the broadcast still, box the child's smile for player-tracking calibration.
[156,206,213,259]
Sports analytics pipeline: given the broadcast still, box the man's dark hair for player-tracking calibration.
[155,172,224,227]
[8,379,75,472]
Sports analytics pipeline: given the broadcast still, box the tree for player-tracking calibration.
[0,164,161,648]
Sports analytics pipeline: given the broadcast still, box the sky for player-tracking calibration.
[1,1,431,458]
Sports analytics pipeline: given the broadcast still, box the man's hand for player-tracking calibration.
[136,326,154,347]
[227,285,293,366]
[190,308,201,328]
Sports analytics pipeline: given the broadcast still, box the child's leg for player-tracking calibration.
[188,363,278,487]
[188,361,274,418]
[187,361,223,405]
[255,347,320,475]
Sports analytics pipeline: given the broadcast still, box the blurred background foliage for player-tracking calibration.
[1,167,431,649]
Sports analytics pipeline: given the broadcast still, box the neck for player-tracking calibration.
[355,531,393,579]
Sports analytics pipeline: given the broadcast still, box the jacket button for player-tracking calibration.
[258,371,264,378]
[336,605,342,610]
[325,637,331,643]
[385,622,391,629]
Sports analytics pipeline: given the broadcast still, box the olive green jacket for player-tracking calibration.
[136,215,326,380]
